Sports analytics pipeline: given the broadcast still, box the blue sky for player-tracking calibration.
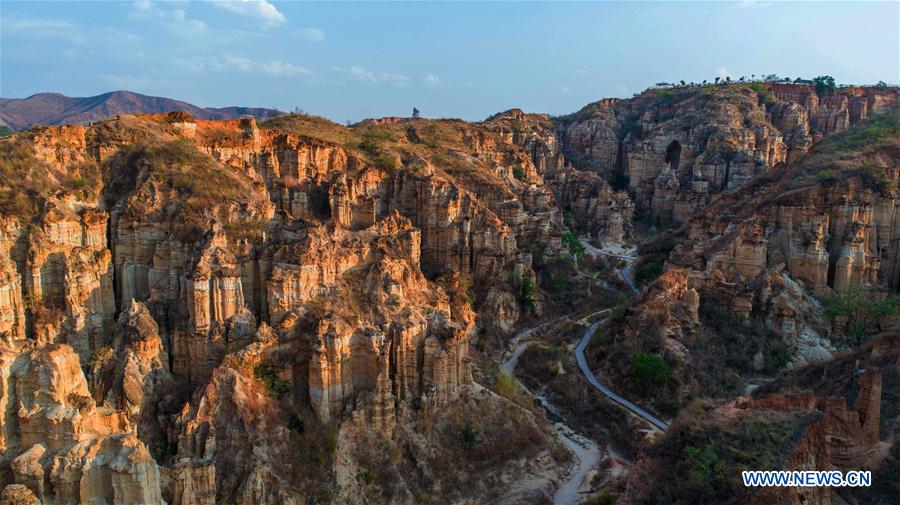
[1,1,898,122]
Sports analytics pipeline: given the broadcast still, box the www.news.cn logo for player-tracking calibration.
[742,470,871,487]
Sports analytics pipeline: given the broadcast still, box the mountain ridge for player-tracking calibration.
[0,90,283,130]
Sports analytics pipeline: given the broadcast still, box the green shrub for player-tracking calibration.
[359,127,394,153]
[764,342,791,374]
[460,422,482,450]
[824,283,900,349]
[512,165,526,181]
[561,231,586,257]
[511,274,536,314]
[685,443,726,491]
[357,468,377,485]
[224,219,267,241]
[621,115,643,139]
[288,414,305,434]
[592,489,617,505]
[655,88,677,105]
[376,153,399,172]
[630,353,672,396]
[634,257,664,285]
[253,363,291,400]
[813,75,836,95]
[68,177,88,189]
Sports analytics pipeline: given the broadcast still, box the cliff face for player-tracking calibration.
[0,110,565,503]
[588,110,898,414]
[0,343,163,505]
[484,108,635,243]
[620,368,885,505]
[2,83,897,504]
[555,84,899,224]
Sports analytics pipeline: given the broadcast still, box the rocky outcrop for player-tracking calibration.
[0,343,163,504]
[484,108,635,243]
[620,369,884,505]
[589,109,898,420]
[1,111,565,503]
[555,84,899,223]
[748,369,882,472]
[267,214,473,425]
[545,168,634,242]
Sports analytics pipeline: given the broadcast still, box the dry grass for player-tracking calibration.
[259,112,358,146]
[104,138,252,236]
[353,396,553,504]
[0,136,100,218]
[788,110,899,194]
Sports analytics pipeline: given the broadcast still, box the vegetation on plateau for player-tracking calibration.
[631,406,816,505]
[823,283,900,349]
[789,111,899,194]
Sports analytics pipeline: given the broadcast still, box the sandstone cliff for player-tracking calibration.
[555,83,898,224]
[587,111,898,415]
[619,370,884,505]
[0,110,568,503]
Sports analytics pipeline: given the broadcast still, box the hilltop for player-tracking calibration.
[0,90,282,130]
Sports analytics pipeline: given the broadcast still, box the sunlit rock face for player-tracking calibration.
[0,343,163,505]
[0,109,573,503]
[555,84,898,224]
[0,82,895,503]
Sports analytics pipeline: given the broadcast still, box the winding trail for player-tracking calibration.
[576,238,668,430]
[496,240,667,502]
[501,323,601,505]
[574,322,669,431]
[579,238,638,294]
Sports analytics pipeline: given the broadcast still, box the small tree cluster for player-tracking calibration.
[824,283,900,349]
[561,231,586,258]
[253,363,291,400]
[460,422,482,450]
[813,75,837,96]
[630,353,672,396]
[511,274,537,314]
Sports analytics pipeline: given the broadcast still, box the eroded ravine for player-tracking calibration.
[501,323,601,505]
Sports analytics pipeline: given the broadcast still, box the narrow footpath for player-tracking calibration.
[501,324,601,505]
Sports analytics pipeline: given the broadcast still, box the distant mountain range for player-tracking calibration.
[0,90,283,130]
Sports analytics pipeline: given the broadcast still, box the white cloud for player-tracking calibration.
[350,65,376,81]
[175,58,206,72]
[561,85,571,94]
[424,73,440,86]
[3,15,142,47]
[132,1,206,33]
[299,27,325,42]
[178,55,308,76]
[1,16,71,31]
[736,0,769,8]
[260,60,310,76]
[101,73,158,89]
[344,65,409,86]
[210,0,286,28]
[717,67,730,79]
[1,16,83,41]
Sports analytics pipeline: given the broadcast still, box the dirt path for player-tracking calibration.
[496,241,663,502]
[579,238,638,294]
[574,322,669,431]
[501,324,601,505]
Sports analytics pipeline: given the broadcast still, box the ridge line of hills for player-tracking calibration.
[0,90,284,131]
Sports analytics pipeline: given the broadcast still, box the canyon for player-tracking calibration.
[0,80,898,504]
